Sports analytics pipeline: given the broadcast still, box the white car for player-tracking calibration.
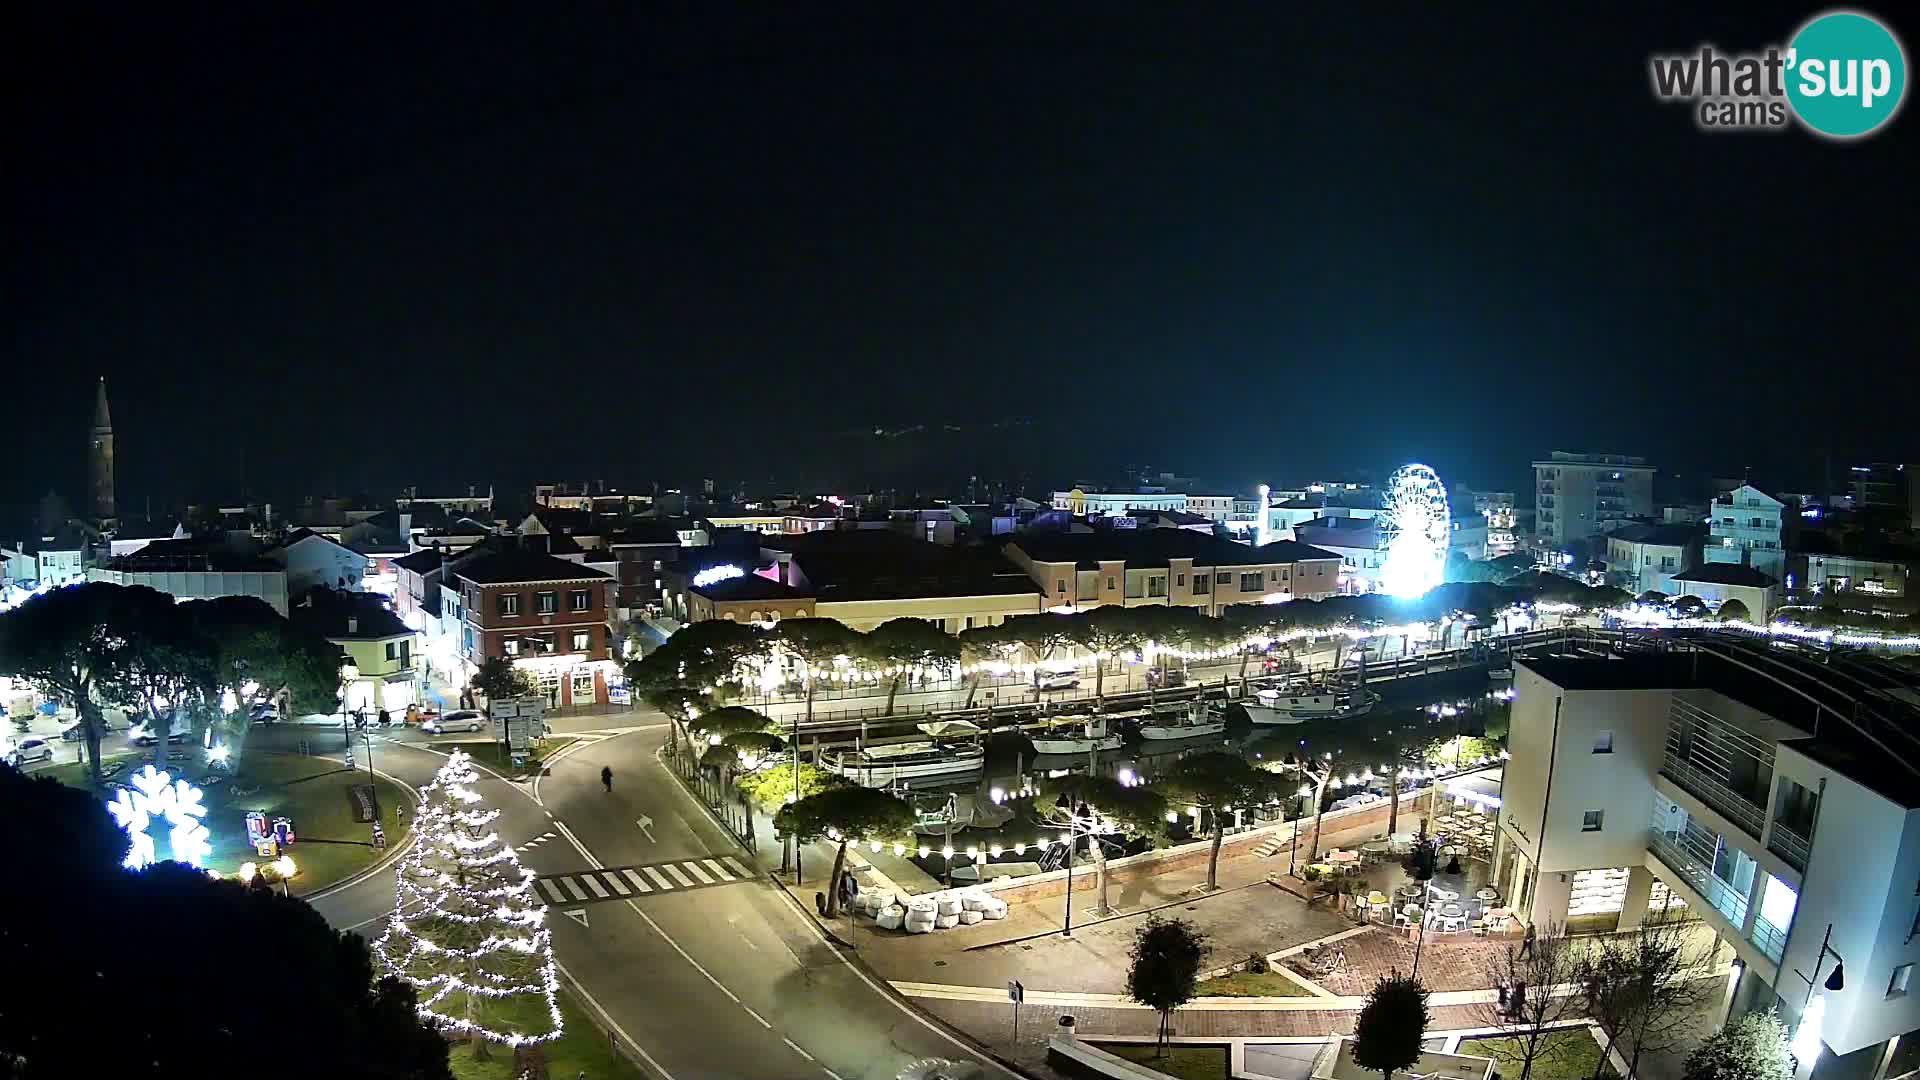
[7,737,55,767]
[421,710,485,734]
[1035,668,1080,691]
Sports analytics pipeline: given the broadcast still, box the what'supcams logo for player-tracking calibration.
[1649,10,1906,138]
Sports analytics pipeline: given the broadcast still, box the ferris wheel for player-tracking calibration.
[1379,463,1451,598]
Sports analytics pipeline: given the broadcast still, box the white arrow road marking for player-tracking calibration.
[636,815,656,843]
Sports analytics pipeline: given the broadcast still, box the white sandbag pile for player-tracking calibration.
[958,909,983,925]
[935,913,959,929]
[903,897,938,934]
[978,896,1008,920]
[935,895,962,918]
[876,905,906,931]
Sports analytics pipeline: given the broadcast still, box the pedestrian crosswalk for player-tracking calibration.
[534,855,756,906]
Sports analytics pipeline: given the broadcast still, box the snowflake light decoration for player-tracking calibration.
[105,765,213,870]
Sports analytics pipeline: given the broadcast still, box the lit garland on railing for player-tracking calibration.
[374,749,562,1047]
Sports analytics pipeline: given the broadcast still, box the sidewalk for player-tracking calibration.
[804,839,1351,996]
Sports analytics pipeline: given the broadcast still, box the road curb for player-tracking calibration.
[299,762,421,904]
[651,743,757,858]
[764,871,1042,1080]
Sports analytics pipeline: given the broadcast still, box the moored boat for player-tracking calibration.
[1138,701,1227,740]
[1029,715,1124,754]
[1242,685,1376,725]
[825,740,988,786]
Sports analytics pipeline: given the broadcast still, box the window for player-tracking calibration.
[536,591,558,614]
[1582,810,1605,832]
[1750,518,1765,528]
[503,638,520,657]
[385,642,398,661]
[1107,576,1116,590]
[399,640,411,667]
[1176,573,1186,586]
[1215,571,1230,585]
[570,589,590,612]
[1593,731,1614,754]
[572,669,596,702]
[1193,575,1210,595]
[571,630,590,652]
[1270,569,1279,582]
[498,593,520,617]
[1240,572,1263,592]
[463,627,474,654]
[1147,576,1166,598]
[1892,965,1914,999]
[1056,579,1066,594]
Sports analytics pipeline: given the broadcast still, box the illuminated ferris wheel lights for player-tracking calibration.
[1379,463,1451,599]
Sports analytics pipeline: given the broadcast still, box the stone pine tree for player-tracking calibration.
[1352,973,1430,1080]
[775,785,915,913]
[376,749,562,1060]
[1127,916,1209,1052]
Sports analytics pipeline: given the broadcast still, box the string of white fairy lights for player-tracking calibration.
[374,749,563,1047]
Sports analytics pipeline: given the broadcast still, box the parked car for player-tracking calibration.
[420,710,485,734]
[59,720,88,742]
[1034,667,1080,691]
[7,737,55,766]
[248,701,279,724]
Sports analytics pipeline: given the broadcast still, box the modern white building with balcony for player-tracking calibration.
[1532,451,1657,547]
[1708,485,1788,583]
[1497,644,1920,1080]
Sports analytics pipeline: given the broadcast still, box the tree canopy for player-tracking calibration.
[1352,974,1431,1080]
[1127,916,1209,1049]
[0,762,450,1078]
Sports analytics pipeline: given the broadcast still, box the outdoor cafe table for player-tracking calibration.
[1328,850,1359,865]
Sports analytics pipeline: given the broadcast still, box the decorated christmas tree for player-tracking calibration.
[375,748,562,1057]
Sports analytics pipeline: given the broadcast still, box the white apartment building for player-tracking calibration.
[1533,451,1657,547]
[1004,531,1342,613]
[1708,485,1788,583]
[1498,644,1920,1077]
[1605,523,1703,595]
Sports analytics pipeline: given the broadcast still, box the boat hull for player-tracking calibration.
[1029,733,1125,754]
[1244,693,1376,725]
[1137,720,1227,740]
[827,749,986,787]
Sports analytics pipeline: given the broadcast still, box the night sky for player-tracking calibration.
[6,5,1915,517]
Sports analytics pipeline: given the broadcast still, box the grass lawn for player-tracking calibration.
[445,986,644,1080]
[458,737,579,778]
[1098,1043,1230,1080]
[1195,968,1316,997]
[1460,1028,1616,1080]
[41,749,412,894]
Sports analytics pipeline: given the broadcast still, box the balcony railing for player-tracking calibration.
[1767,821,1812,872]
[1660,758,1768,840]
[1751,917,1788,964]
[1649,832,1751,928]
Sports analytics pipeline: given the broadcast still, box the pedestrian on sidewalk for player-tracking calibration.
[601,766,614,793]
[1519,921,1536,959]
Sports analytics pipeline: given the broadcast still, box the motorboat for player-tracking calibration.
[1243,685,1377,725]
[1138,701,1228,741]
[1029,715,1123,755]
[826,740,988,786]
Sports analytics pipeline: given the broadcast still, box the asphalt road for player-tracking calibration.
[294,717,1019,1080]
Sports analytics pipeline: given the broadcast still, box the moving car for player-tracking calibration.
[7,736,55,766]
[420,710,485,734]
[128,721,193,747]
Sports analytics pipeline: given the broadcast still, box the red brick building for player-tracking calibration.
[455,545,617,708]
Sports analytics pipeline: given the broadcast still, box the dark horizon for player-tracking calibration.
[7,5,1915,517]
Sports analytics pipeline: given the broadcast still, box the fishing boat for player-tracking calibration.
[1138,701,1227,741]
[826,719,988,787]
[1029,715,1123,755]
[1242,684,1377,725]
[826,740,987,786]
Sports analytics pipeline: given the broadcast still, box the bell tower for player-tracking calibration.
[89,376,115,526]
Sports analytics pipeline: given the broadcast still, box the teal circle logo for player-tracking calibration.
[1786,10,1907,138]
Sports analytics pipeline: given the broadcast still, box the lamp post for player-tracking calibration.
[1790,923,1846,1068]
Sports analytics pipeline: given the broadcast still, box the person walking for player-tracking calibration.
[601,765,614,793]
[1519,921,1536,959]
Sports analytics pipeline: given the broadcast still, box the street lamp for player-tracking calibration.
[1791,923,1846,1065]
